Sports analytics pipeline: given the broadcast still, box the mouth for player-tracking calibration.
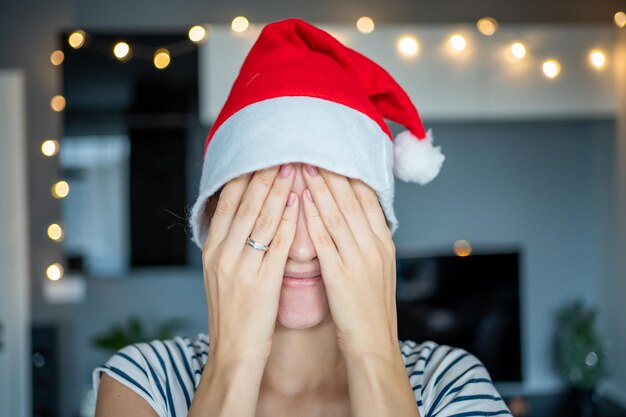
[283,270,321,279]
[282,273,322,287]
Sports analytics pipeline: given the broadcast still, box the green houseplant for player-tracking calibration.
[555,299,609,417]
[91,314,189,352]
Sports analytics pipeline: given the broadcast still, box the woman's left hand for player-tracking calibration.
[301,163,399,360]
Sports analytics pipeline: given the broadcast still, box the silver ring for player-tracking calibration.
[246,236,270,252]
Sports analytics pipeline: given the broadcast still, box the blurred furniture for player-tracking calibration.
[504,392,626,417]
[32,325,60,417]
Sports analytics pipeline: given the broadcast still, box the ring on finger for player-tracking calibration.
[246,236,270,252]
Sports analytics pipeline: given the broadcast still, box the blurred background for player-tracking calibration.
[1,1,625,416]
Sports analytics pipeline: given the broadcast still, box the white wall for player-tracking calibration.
[201,23,617,124]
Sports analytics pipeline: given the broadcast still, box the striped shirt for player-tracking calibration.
[92,333,512,417]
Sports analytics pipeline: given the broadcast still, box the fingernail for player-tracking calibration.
[305,189,313,202]
[306,164,319,177]
[279,164,293,178]
[287,192,296,207]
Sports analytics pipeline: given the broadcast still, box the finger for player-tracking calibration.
[222,165,281,256]
[240,163,296,273]
[205,275,219,343]
[301,188,343,274]
[259,191,299,287]
[389,258,398,332]
[202,248,220,342]
[204,172,253,252]
[302,164,360,263]
[349,177,392,243]
[317,168,378,254]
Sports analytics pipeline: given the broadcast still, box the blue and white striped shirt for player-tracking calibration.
[92,333,512,417]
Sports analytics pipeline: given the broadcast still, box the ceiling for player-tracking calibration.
[69,0,625,26]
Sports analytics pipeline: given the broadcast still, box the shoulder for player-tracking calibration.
[92,333,211,417]
[399,340,512,417]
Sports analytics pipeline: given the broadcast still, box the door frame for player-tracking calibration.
[0,69,31,417]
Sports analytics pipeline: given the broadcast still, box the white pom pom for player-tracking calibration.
[393,128,445,185]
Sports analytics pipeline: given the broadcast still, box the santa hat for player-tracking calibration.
[189,17,445,250]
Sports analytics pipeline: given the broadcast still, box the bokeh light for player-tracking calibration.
[153,48,170,69]
[41,139,60,157]
[449,34,467,51]
[113,42,131,60]
[51,180,70,199]
[231,16,249,33]
[397,35,420,57]
[47,223,64,241]
[68,30,86,49]
[356,16,375,34]
[46,263,64,281]
[454,240,472,257]
[50,50,64,66]
[50,95,66,112]
[542,59,561,79]
[189,25,207,43]
[589,49,607,70]
[477,17,498,36]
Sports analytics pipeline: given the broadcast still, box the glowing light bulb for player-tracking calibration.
[50,95,66,112]
[189,25,207,43]
[542,59,561,79]
[356,16,375,34]
[46,263,64,281]
[589,49,607,70]
[50,50,64,66]
[153,48,170,69]
[454,240,472,257]
[510,42,527,60]
[615,11,626,29]
[51,180,70,199]
[231,16,249,33]
[47,223,64,241]
[113,42,131,60]
[449,34,466,51]
[41,139,60,156]
[397,35,420,57]
[68,30,86,49]
[476,17,498,36]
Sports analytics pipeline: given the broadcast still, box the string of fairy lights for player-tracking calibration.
[42,13,626,281]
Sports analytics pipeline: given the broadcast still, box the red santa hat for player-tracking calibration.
[189,17,445,249]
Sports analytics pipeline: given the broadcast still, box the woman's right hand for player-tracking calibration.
[201,164,298,368]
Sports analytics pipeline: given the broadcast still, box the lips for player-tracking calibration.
[283,270,321,279]
[282,275,322,287]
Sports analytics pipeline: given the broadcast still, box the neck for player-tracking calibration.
[259,315,349,399]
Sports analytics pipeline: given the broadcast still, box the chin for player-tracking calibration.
[276,284,330,329]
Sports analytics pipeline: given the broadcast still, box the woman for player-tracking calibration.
[93,18,512,417]
[93,163,511,417]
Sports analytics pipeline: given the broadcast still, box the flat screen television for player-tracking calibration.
[395,251,522,383]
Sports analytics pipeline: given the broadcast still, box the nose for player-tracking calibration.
[287,192,317,263]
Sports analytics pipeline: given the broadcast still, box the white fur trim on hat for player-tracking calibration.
[189,96,398,250]
[393,128,445,185]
